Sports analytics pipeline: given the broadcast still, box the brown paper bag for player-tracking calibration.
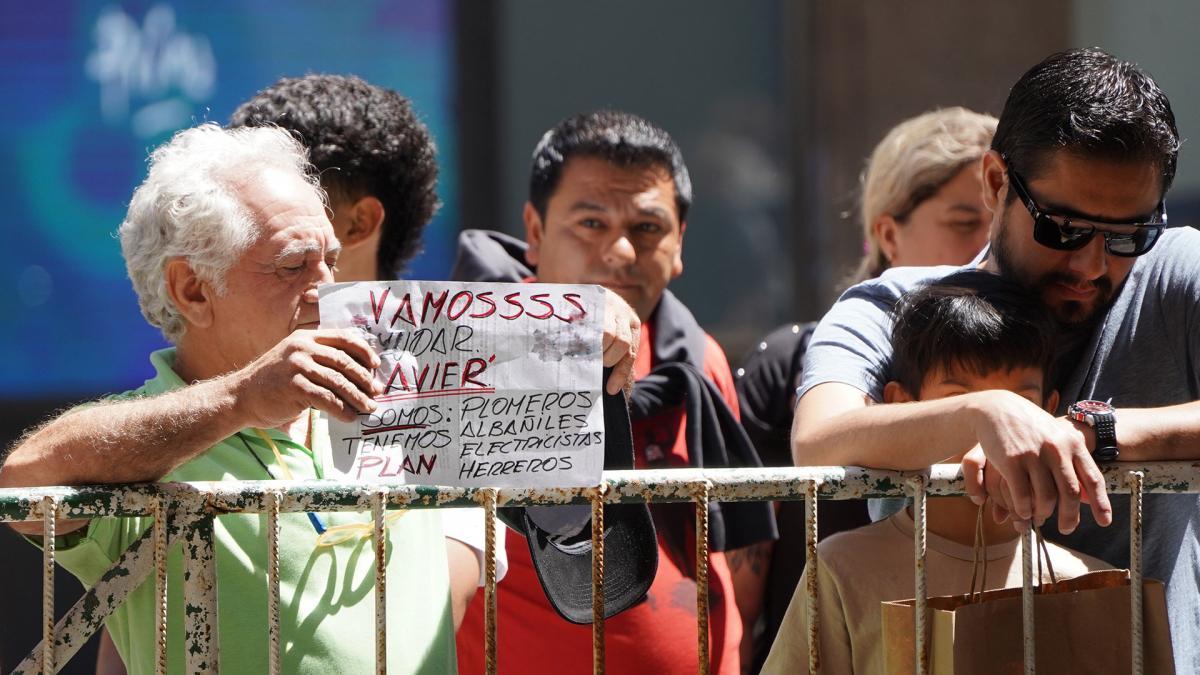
[881,569,1174,674]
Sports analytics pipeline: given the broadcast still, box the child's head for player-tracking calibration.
[884,270,1058,411]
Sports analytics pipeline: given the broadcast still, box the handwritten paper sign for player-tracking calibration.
[317,281,605,488]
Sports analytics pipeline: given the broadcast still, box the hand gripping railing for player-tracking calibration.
[1,461,1192,674]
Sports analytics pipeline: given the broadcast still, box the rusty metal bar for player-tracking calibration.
[695,481,711,675]
[154,496,169,675]
[40,496,56,675]
[11,462,1200,674]
[4,464,1200,524]
[909,476,928,675]
[183,516,219,675]
[591,484,606,675]
[11,513,201,675]
[266,490,282,675]
[481,488,499,675]
[803,480,819,674]
[373,488,389,675]
[1022,527,1035,674]
[1128,471,1145,675]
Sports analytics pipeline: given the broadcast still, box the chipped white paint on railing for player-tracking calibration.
[3,462,1186,674]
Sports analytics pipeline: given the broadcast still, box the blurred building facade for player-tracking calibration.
[6,1,1200,671]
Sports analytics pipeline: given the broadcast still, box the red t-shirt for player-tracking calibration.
[456,324,744,674]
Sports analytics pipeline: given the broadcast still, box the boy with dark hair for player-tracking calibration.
[764,271,1108,673]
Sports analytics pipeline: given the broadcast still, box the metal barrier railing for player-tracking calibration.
[2,462,1194,674]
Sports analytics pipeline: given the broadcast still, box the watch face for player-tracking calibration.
[1073,399,1115,414]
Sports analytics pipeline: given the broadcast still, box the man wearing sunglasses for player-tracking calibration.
[791,48,1200,671]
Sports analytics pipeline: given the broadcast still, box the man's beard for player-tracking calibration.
[991,217,1115,328]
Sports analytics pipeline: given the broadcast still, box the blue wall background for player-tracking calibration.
[0,1,458,399]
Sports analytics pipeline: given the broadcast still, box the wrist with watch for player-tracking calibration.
[1067,398,1120,461]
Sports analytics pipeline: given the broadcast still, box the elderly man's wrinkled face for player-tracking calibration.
[208,167,340,369]
[525,156,685,321]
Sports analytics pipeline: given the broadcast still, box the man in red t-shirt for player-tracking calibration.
[453,110,777,674]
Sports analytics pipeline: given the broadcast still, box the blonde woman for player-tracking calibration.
[736,106,997,670]
[854,106,997,282]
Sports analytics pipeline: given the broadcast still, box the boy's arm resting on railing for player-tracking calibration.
[790,381,1112,536]
[0,329,384,536]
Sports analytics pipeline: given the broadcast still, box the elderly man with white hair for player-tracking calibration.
[0,122,640,674]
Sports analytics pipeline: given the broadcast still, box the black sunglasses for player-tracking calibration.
[1004,160,1167,257]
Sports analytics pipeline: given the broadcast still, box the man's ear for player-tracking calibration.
[164,257,213,330]
[873,215,901,265]
[671,220,686,279]
[523,201,543,268]
[883,381,914,404]
[1044,389,1060,414]
[980,150,1007,214]
[340,196,385,248]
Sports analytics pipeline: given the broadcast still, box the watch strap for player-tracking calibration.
[1069,400,1120,461]
[1091,413,1119,461]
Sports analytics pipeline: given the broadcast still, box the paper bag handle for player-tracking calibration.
[967,502,1058,603]
[1035,529,1059,588]
[968,502,989,603]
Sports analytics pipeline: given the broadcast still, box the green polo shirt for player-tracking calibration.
[51,349,456,674]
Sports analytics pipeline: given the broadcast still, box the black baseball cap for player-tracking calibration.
[498,380,658,624]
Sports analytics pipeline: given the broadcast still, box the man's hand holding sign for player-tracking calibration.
[318,280,612,488]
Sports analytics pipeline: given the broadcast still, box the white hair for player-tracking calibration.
[119,123,325,342]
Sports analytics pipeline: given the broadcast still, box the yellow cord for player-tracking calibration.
[254,428,300,481]
[314,512,406,547]
[253,416,404,548]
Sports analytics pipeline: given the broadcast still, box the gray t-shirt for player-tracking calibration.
[799,227,1200,673]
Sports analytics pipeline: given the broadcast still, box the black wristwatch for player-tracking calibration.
[1068,399,1119,461]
